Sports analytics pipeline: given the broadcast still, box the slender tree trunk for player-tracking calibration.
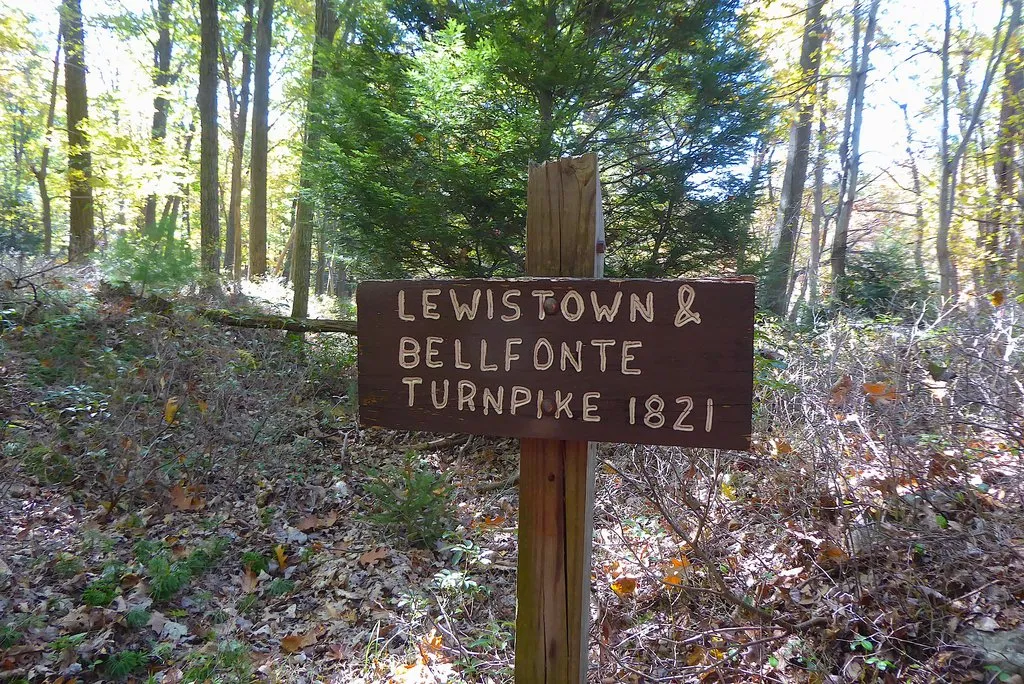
[291,0,339,320]
[897,103,928,274]
[31,30,61,255]
[760,0,825,316]
[223,0,254,279]
[60,0,95,260]
[315,218,327,295]
[993,0,1024,289]
[144,0,173,233]
[280,198,297,279]
[938,0,1018,299]
[831,0,880,300]
[807,76,828,312]
[249,0,273,278]
[199,0,220,273]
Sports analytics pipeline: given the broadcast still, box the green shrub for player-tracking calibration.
[365,452,454,548]
[82,564,124,607]
[838,240,930,318]
[101,219,196,297]
[139,536,228,602]
[102,649,148,679]
[0,624,22,649]
[125,608,151,630]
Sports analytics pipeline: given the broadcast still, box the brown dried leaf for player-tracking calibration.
[281,628,320,653]
[296,510,338,532]
[169,484,205,511]
[359,547,389,567]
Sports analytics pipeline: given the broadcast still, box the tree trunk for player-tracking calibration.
[807,76,827,312]
[223,0,254,279]
[938,0,1018,299]
[830,0,880,300]
[199,0,221,274]
[315,218,327,296]
[144,0,173,233]
[60,0,95,260]
[291,0,339,320]
[897,103,928,275]
[249,0,273,278]
[280,198,298,279]
[760,0,824,316]
[31,29,61,255]
[992,0,1024,289]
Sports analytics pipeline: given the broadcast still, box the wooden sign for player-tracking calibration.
[358,277,753,450]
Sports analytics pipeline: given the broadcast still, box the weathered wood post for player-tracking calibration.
[515,153,601,683]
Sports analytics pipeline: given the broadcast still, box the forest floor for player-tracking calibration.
[1,260,1023,684]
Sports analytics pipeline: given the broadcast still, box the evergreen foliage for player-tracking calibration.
[101,219,196,296]
[314,0,771,278]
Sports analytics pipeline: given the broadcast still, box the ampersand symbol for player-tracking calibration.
[674,284,701,327]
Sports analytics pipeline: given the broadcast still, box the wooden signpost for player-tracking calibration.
[358,154,754,683]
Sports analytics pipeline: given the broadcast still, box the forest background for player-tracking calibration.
[2,0,1024,682]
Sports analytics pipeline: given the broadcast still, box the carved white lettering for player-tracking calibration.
[591,291,623,322]
[533,338,554,371]
[590,339,615,372]
[673,396,693,431]
[425,336,443,368]
[399,337,421,369]
[482,386,504,415]
[402,376,422,406]
[450,289,481,321]
[560,341,582,372]
[505,338,522,371]
[479,339,498,371]
[583,392,601,422]
[454,339,471,369]
[621,341,642,375]
[561,290,585,321]
[398,290,415,321]
[629,292,654,322]
[532,290,555,320]
[457,380,477,411]
[422,289,441,319]
[510,386,531,415]
[501,289,521,322]
[430,379,450,408]
[555,391,573,418]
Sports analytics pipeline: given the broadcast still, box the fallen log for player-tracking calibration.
[199,309,358,335]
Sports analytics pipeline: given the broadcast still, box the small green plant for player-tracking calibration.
[0,624,22,649]
[236,594,259,617]
[364,451,454,548]
[267,578,296,597]
[49,632,88,653]
[142,536,228,602]
[82,564,124,607]
[53,553,83,579]
[125,608,151,630]
[20,445,75,484]
[181,640,252,683]
[241,552,269,574]
[102,649,148,679]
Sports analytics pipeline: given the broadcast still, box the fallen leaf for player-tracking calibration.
[164,396,181,424]
[359,548,389,567]
[829,375,852,406]
[169,484,205,511]
[281,628,320,653]
[275,544,288,569]
[297,510,338,532]
[611,576,637,598]
[241,568,259,593]
[863,382,898,405]
[417,629,444,661]
[989,290,1005,307]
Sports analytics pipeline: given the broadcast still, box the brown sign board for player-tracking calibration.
[357,278,753,450]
